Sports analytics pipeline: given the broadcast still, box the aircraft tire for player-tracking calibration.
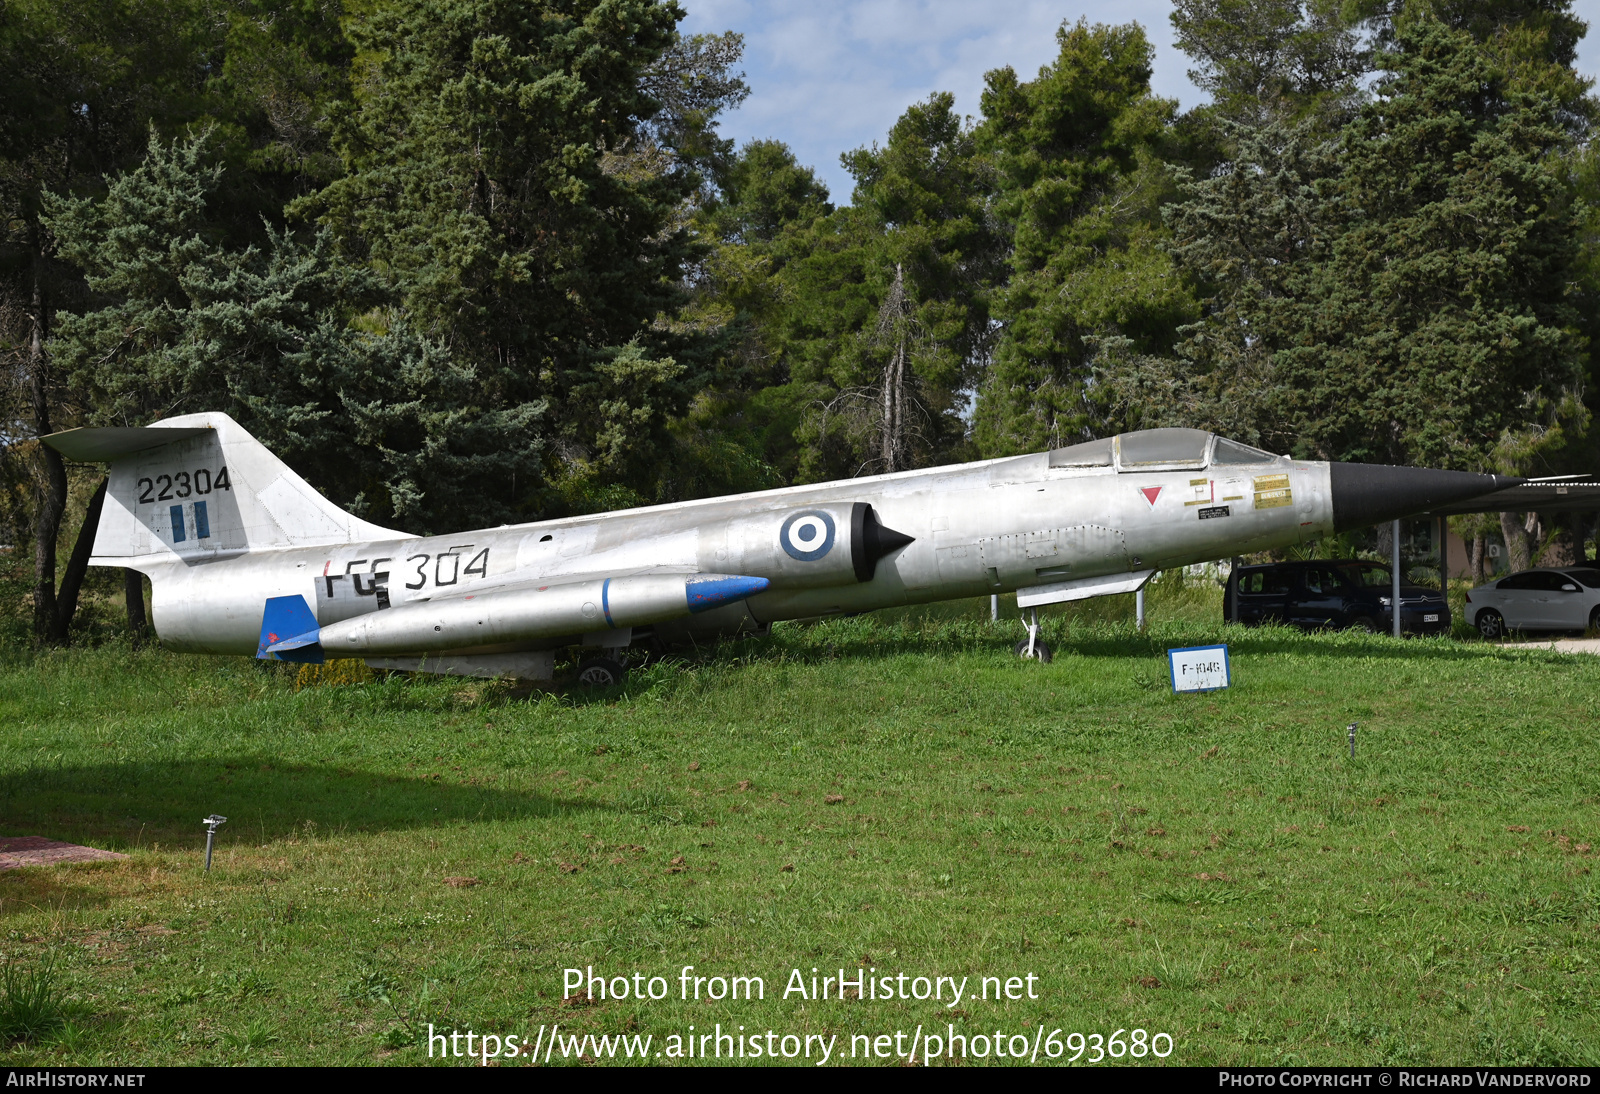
[1013,639,1053,664]
[1475,609,1505,641]
[576,656,627,688]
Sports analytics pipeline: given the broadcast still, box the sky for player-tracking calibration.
[679,0,1600,204]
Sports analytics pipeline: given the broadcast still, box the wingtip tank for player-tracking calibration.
[686,575,770,613]
[297,572,772,658]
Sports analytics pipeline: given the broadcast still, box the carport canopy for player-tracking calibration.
[1424,478,1600,515]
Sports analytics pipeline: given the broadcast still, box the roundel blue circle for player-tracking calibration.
[779,510,836,562]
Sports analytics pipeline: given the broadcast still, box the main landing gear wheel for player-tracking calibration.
[1013,638,1054,663]
[1014,606,1053,663]
[1476,609,1505,640]
[575,657,627,688]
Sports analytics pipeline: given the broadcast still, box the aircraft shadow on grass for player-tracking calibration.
[1040,629,1578,665]
[708,626,1571,668]
[0,757,603,853]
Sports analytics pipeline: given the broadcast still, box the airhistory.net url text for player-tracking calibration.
[427,1023,1174,1065]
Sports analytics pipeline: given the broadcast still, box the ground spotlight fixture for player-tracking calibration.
[203,814,227,872]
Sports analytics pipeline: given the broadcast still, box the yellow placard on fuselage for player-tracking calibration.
[1253,473,1292,510]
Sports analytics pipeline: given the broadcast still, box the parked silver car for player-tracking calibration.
[1465,567,1600,638]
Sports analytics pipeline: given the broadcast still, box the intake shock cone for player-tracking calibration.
[850,502,915,582]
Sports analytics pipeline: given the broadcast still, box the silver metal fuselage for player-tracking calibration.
[143,444,1330,657]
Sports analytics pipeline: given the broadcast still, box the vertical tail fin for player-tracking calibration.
[42,411,410,563]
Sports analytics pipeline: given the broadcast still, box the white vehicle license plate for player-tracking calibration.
[1423,613,1439,622]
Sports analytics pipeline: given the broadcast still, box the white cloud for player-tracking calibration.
[681,0,1600,203]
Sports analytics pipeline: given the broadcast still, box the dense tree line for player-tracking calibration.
[1,0,1595,643]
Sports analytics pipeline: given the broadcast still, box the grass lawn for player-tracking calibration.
[0,581,1595,1067]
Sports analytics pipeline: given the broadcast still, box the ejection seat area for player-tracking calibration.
[1025,428,1286,664]
[1047,428,1280,473]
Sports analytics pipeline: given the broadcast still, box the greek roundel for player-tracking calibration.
[779,509,836,561]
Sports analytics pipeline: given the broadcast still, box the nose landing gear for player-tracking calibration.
[1014,607,1054,663]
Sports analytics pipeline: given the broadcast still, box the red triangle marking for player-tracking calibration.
[1141,486,1162,506]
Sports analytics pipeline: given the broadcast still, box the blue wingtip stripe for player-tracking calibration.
[602,578,614,628]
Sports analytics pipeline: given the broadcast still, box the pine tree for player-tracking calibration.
[972,21,1196,456]
[1143,117,1339,448]
[1280,19,1586,467]
[1160,18,1588,468]
[306,0,710,505]
[668,139,832,492]
[0,0,226,643]
[45,130,545,533]
[1364,0,1594,137]
[777,93,999,480]
[1170,0,1367,128]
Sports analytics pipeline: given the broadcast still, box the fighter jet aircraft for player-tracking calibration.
[44,412,1517,684]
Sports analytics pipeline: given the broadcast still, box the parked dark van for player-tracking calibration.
[1224,560,1450,635]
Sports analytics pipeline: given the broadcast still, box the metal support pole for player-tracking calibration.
[1392,519,1403,638]
[1348,722,1357,759]
[1136,586,1146,631]
[1440,515,1452,585]
[990,594,999,623]
[1437,515,1448,616]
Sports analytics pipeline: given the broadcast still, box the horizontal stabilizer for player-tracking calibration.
[42,426,212,462]
[257,595,324,664]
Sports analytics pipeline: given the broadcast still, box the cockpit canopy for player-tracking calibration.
[1047,428,1277,473]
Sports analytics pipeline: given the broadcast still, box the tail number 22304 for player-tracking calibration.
[138,467,232,503]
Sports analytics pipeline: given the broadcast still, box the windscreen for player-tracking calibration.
[1212,438,1278,465]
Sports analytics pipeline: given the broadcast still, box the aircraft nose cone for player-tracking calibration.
[685,575,771,614]
[1329,463,1524,533]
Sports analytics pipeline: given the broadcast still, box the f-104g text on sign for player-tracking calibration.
[1168,644,1230,693]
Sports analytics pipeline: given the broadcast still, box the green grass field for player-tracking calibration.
[0,580,1596,1067]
